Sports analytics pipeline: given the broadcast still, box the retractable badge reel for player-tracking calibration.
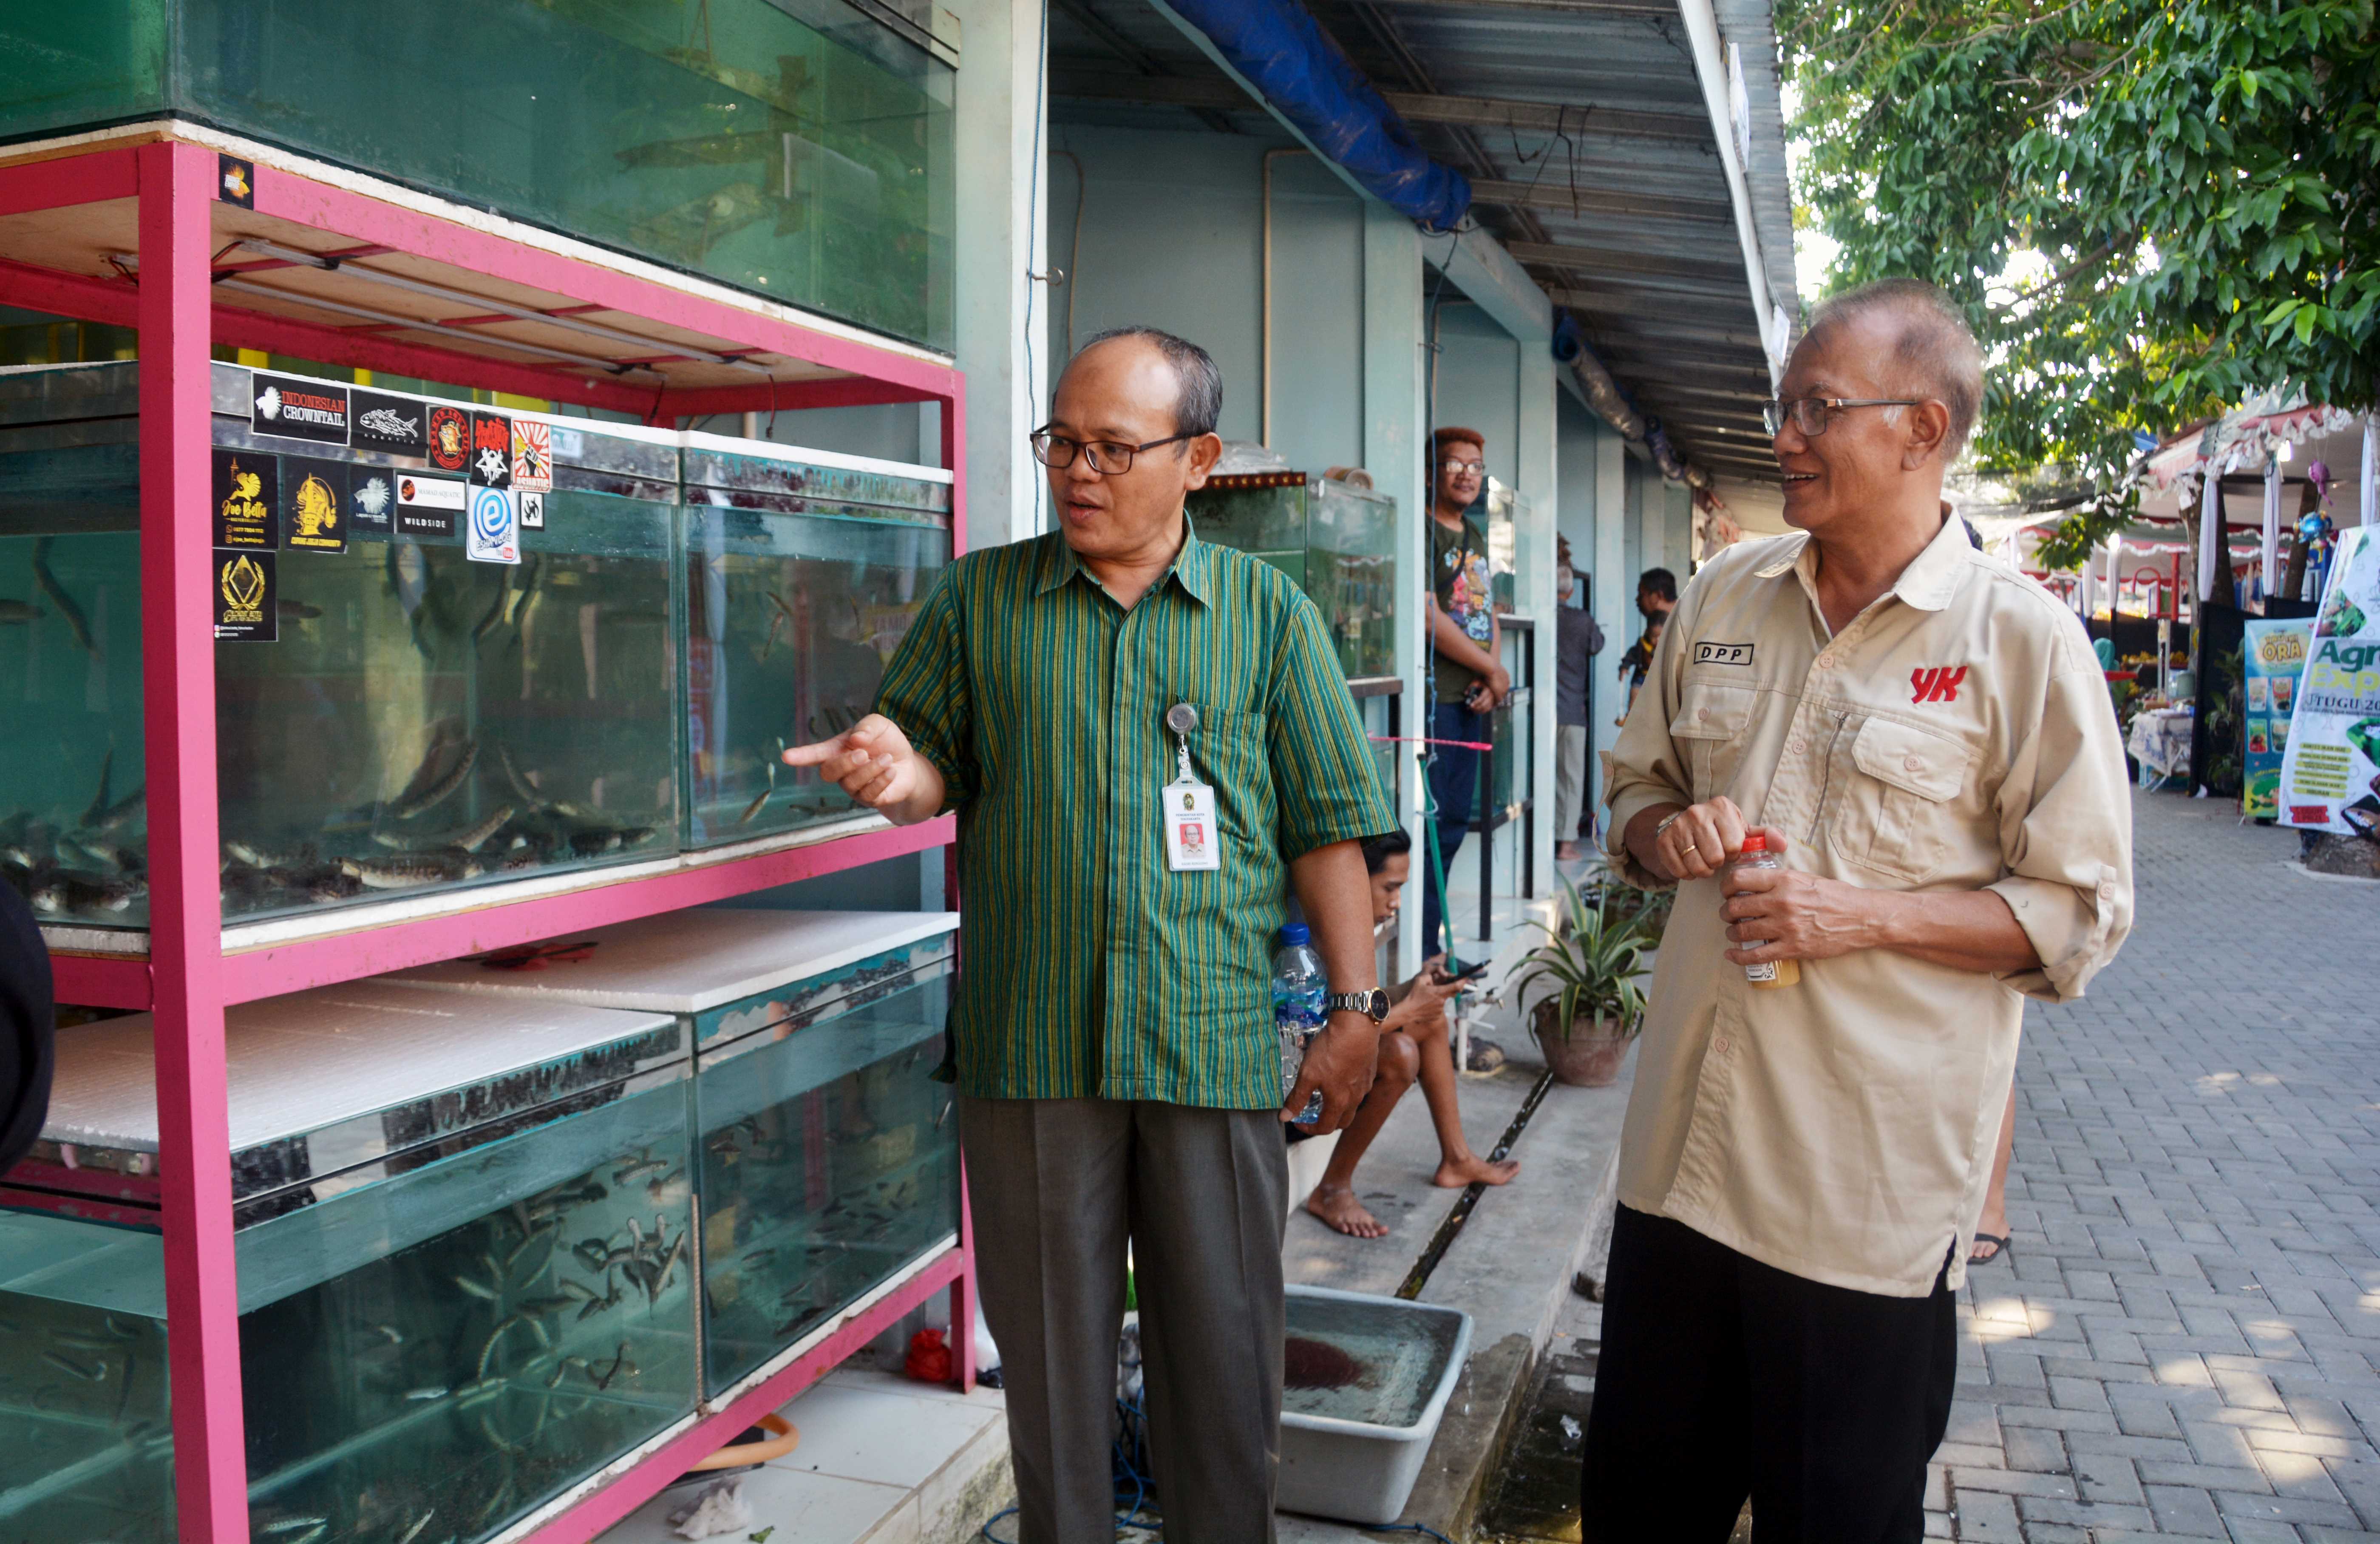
[1162,702,1221,872]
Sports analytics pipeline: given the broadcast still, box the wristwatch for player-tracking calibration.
[1326,989,1391,1024]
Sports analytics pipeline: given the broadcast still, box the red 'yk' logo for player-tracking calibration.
[1911,665,1968,704]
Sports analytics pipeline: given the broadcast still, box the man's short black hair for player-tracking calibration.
[1361,828,1413,874]
[1638,568,1677,603]
[1073,326,1224,438]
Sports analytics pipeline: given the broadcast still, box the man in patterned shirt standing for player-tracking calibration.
[788,327,1395,1543]
[1422,426,1509,956]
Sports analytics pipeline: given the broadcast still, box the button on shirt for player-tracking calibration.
[1603,516,2134,1296]
[875,523,1394,1109]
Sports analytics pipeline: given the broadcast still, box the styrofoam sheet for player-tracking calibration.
[42,982,676,1155]
[388,909,959,1016]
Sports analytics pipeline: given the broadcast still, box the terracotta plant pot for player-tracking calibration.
[1532,1001,1633,1087]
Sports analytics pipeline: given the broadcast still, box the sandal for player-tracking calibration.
[1969,1232,2011,1265]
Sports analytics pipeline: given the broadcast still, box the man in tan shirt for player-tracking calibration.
[1581,279,2134,1542]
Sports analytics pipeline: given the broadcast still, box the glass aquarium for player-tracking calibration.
[1485,621,1532,817]
[0,982,697,1544]
[680,433,951,847]
[1188,472,1398,680]
[389,908,962,1399]
[0,0,956,350]
[0,364,148,928]
[204,367,684,924]
[1356,686,1400,815]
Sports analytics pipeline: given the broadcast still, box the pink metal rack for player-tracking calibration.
[0,130,975,1544]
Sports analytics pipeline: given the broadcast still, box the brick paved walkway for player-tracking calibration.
[1933,791,2380,1541]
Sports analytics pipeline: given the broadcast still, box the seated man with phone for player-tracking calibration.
[1300,831,1521,1238]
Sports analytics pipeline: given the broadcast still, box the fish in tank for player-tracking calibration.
[1,983,700,1544]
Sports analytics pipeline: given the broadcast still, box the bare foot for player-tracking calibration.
[1557,841,1582,861]
[1434,1154,1520,1188]
[1306,1184,1389,1238]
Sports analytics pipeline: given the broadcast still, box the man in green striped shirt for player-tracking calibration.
[787,327,1395,1541]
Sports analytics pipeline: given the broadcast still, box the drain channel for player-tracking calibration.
[1394,1068,1556,1300]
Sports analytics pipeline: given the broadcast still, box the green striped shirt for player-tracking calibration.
[875,521,1395,1107]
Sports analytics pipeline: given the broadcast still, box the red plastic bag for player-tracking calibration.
[904,1327,953,1384]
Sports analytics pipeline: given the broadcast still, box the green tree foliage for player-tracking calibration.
[1778,0,2379,563]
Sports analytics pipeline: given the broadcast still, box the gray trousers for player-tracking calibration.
[960,1096,1289,1544]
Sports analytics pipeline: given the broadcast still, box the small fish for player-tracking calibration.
[0,598,45,624]
[403,1385,450,1401]
[342,852,480,889]
[41,1351,105,1382]
[452,1273,501,1302]
[30,537,99,659]
[397,1510,437,1544]
[646,1167,683,1200]
[390,739,479,820]
[737,786,773,824]
[613,1158,666,1185]
[559,1279,599,1302]
[261,1521,329,1537]
[51,1331,119,1352]
[372,1323,404,1346]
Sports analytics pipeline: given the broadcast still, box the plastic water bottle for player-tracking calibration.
[1726,833,1800,989]
[1272,923,1328,1125]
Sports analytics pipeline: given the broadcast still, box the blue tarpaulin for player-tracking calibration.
[1160,0,1472,232]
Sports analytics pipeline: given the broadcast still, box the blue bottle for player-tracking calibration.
[1272,923,1328,1126]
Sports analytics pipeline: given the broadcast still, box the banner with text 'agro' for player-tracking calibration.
[2278,525,2380,837]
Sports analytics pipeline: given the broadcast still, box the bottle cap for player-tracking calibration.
[1739,832,1767,853]
[1280,922,1311,945]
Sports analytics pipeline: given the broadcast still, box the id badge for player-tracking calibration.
[1162,781,1221,871]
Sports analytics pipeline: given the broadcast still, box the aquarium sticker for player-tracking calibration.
[395,474,464,540]
[519,490,545,530]
[427,405,470,473]
[470,412,514,489]
[350,468,397,536]
[512,420,554,492]
[282,457,349,555]
[468,485,520,565]
[218,154,254,208]
[249,372,350,446]
[213,448,280,549]
[213,548,276,641]
[351,389,429,456]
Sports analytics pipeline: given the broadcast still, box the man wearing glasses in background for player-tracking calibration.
[1422,426,1508,959]
[1582,278,2134,1541]
[787,326,1394,1543]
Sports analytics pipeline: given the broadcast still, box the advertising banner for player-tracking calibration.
[2241,618,2312,818]
[2277,525,2380,837]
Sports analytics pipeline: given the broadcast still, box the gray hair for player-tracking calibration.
[1072,326,1223,439]
[1805,278,1985,459]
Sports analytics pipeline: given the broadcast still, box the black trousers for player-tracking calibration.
[1580,1207,1956,1544]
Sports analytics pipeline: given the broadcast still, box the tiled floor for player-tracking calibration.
[598,1368,1009,1544]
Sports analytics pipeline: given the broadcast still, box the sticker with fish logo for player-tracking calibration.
[212,448,280,549]
[282,457,348,554]
[351,389,428,456]
[468,485,519,565]
[511,419,554,493]
[427,405,470,473]
[469,412,513,489]
[349,468,396,536]
[249,372,349,446]
[212,548,277,641]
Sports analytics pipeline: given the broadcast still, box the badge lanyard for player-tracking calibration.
[1162,702,1221,872]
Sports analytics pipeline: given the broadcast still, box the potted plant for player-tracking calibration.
[1506,869,1654,1087]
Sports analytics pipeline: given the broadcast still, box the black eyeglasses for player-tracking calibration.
[1762,397,1922,437]
[1438,459,1485,477]
[1029,428,1192,474]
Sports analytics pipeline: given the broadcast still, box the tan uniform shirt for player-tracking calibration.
[1604,515,2134,1297]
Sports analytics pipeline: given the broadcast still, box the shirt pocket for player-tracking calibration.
[1669,681,1757,803]
[1192,707,1271,838]
[1839,715,1973,884]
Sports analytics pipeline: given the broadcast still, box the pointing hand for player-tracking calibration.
[782,714,945,826]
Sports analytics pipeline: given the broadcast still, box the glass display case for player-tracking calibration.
[1486,620,1533,816]
[680,434,952,848]
[0,363,149,927]
[0,0,957,350]
[392,909,961,1400]
[1484,480,1521,613]
[1188,472,1398,680]
[0,982,695,1544]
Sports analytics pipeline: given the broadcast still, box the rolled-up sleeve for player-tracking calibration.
[1268,593,1396,858]
[1602,600,1694,889]
[1986,659,2135,1002]
[872,570,978,811]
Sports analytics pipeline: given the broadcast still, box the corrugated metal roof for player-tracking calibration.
[1049,0,1798,482]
